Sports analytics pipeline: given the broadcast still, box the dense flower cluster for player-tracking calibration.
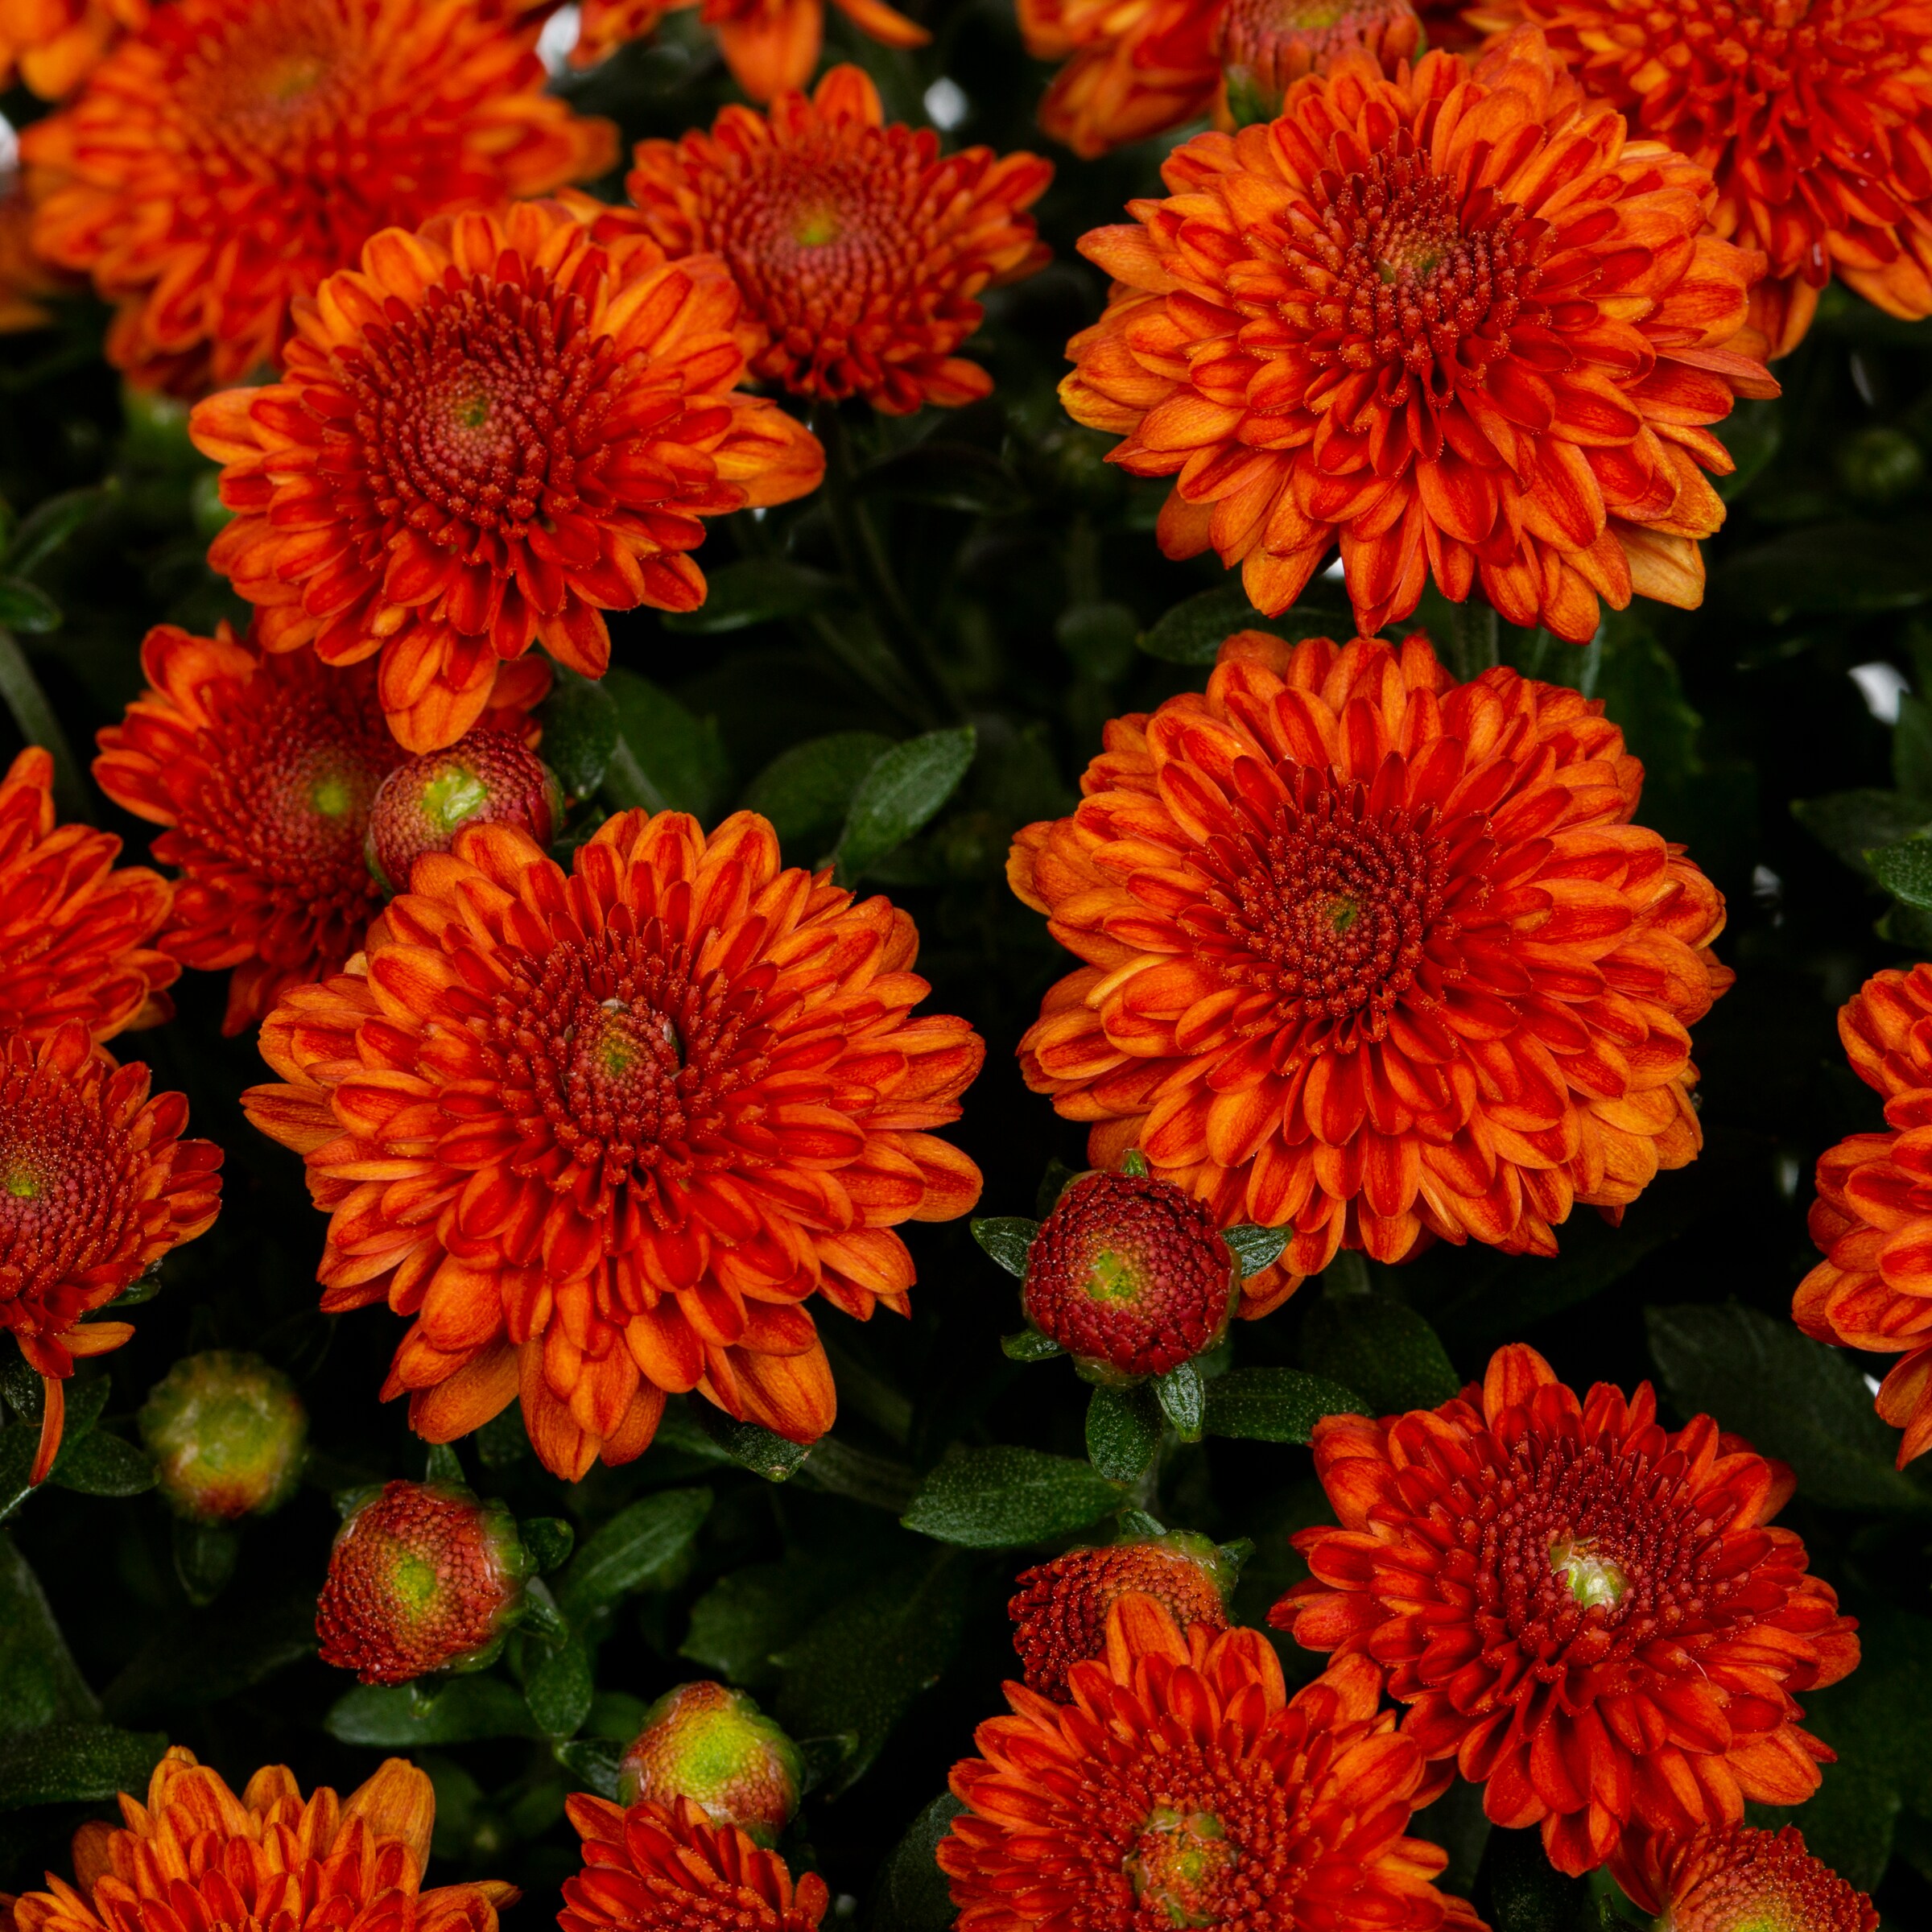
[1274,1344,1860,1872]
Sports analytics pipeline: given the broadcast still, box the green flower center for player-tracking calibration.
[1125,1807,1239,1929]
[1550,1534,1629,1611]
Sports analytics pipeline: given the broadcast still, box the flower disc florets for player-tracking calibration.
[617,1682,803,1845]
[316,1478,528,1685]
[1023,1170,1234,1378]
[139,1349,308,1521]
[1214,0,1423,122]
[1009,1532,1235,1700]
[368,731,562,894]
[1614,1825,1878,1932]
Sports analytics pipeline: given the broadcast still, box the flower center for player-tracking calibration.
[180,2,360,160]
[1125,1806,1240,1929]
[1080,1246,1146,1307]
[0,1077,139,1320]
[1549,1533,1630,1611]
[419,762,492,836]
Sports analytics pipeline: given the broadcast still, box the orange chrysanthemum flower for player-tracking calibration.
[1797,962,1932,1467]
[940,1592,1481,1932]
[1611,1826,1879,1932]
[562,1793,828,1932]
[21,0,617,394]
[0,0,142,97]
[625,68,1052,415]
[1467,0,1932,357]
[1060,27,1778,641]
[0,746,176,1044]
[573,0,927,102]
[1273,1344,1860,1876]
[241,807,983,1480]
[188,199,824,753]
[1016,0,1220,159]
[2,1022,221,1483]
[5,1748,513,1932]
[93,624,547,1037]
[1009,631,1729,1274]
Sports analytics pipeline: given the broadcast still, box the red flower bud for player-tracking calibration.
[366,729,561,893]
[619,1682,803,1845]
[139,1351,307,1522]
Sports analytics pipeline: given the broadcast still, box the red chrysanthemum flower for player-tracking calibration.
[367,729,561,896]
[21,0,617,393]
[2,1021,222,1484]
[1611,1825,1879,1932]
[1060,27,1779,641]
[563,1793,828,1932]
[1010,631,1730,1274]
[1016,0,1220,159]
[1008,1533,1234,1700]
[0,746,175,1044]
[241,807,984,1479]
[1796,962,1932,1467]
[1273,1344,1860,1876]
[4,1748,514,1932]
[625,68,1051,415]
[1467,0,1932,358]
[572,0,927,102]
[0,0,142,98]
[1022,1169,1236,1376]
[188,197,825,753]
[317,1479,527,1683]
[942,1591,1481,1932]
[618,1682,803,1845]
[93,625,548,1038]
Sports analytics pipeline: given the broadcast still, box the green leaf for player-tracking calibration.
[3,487,104,578]
[1202,1368,1368,1444]
[1086,1383,1162,1483]
[972,1216,1038,1278]
[1592,615,1701,798]
[694,1408,811,1483]
[423,1443,464,1486]
[1139,584,1275,664]
[833,726,976,881]
[1222,1224,1288,1278]
[523,1636,594,1740]
[520,1518,574,1574]
[901,1447,1123,1549]
[1713,521,1932,620]
[1792,789,1932,873]
[326,1678,541,1747]
[49,1430,154,1498]
[1300,1291,1459,1416]
[774,1557,970,1795]
[797,1436,919,1513]
[1645,1302,1931,1514]
[171,1518,238,1607]
[101,1591,316,1724]
[601,667,731,822]
[663,558,838,634]
[858,443,1026,515]
[556,1486,712,1620]
[1711,397,1781,502]
[1056,601,1137,681]
[1897,693,1932,799]
[1001,1330,1062,1362]
[0,1534,97,1736]
[680,1558,854,1688]
[0,1724,167,1810]
[1154,1362,1205,1443]
[741,731,894,854]
[553,1736,625,1801]
[1482,1826,1599,1932]
[0,578,60,634]
[537,670,620,800]
[865,1793,966,1932]
[1868,835,1932,910]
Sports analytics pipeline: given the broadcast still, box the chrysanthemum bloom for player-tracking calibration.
[1611,1825,1879,1932]
[138,1350,308,1521]
[0,0,142,97]
[574,0,927,102]
[317,1479,529,1684]
[93,626,547,1036]
[1022,1168,1235,1377]
[1061,27,1779,639]
[367,731,562,895]
[4,1748,514,1932]
[625,67,1052,415]
[617,1682,803,1845]
[1467,0,1932,357]
[2,1022,222,1484]
[189,199,824,752]
[1211,0,1423,120]
[942,1591,1480,1932]
[0,747,175,1043]
[1016,0,1220,159]
[242,807,983,1479]
[1008,1532,1234,1700]
[1011,631,1729,1271]
[21,0,617,393]
[1272,1344,1860,1875]
[1796,962,1932,1467]
[562,1793,828,1932]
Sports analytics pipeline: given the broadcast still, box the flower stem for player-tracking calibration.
[0,625,90,822]
[1445,595,1500,683]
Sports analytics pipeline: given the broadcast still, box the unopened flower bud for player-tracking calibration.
[1215,0,1422,126]
[618,1681,803,1845]
[366,729,560,893]
[316,1480,527,1684]
[139,1351,308,1522]
[1009,1532,1236,1701]
[1022,1169,1235,1380]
